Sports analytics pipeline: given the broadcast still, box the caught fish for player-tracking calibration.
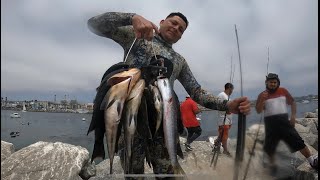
[87,62,129,162]
[137,91,153,168]
[149,84,163,137]
[123,79,145,174]
[101,68,141,174]
[156,76,185,174]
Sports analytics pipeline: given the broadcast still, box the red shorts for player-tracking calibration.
[218,125,231,143]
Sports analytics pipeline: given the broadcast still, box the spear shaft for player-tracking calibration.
[233,24,246,180]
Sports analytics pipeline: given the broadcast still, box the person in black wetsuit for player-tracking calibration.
[87,11,251,177]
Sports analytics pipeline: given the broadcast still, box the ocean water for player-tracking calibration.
[1,101,318,159]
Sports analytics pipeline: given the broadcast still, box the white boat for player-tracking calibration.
[301,100,310,104]
[76,109,89,114]
[10,113,21,118]
[82,118,86,121]
[196,114,201,121]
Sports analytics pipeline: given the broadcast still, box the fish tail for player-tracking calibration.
[109,158,114,174]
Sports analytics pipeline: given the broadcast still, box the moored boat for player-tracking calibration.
[10,113,21,118]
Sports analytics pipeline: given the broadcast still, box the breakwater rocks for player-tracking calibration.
[1,111,318,180]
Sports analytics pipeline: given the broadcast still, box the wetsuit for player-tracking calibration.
[88,12,228,176]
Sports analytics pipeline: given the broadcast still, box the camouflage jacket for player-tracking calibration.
[87,12,228,111]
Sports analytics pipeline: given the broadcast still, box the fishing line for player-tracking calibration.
[242,113,263,180]
[266,47,270,75]
[232,63,236,84]
[230,55,233,83]
[123,37,137,63]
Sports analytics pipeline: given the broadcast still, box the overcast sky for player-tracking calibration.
[1,0,318,103]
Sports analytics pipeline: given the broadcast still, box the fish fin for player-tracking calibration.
[107,76,130,86]
[91,128,106,163]
[87,108,105,135]
[139,94,153,140]
[173,92,184,135]
[100,62,129,83]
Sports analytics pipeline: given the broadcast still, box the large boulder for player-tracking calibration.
[304,112,318,118]
[296,118,318,135]
[296,117,318,151]
[1,141,92,180]
[89,137,301,180]
[296,161,318,179]
[1,141,15,161]
[246,124,265,143]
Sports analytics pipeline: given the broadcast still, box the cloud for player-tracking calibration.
[1,0,318,102]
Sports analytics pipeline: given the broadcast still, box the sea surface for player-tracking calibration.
[1,101,318,159]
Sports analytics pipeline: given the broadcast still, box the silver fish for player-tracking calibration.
[123,79,145,174]
[149,84,163,137]
[103,68,141,174]
[156,76,185,174]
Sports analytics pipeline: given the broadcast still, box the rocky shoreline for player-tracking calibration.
[1,110,318,180]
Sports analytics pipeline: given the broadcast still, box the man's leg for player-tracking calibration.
[297,144,318,170]
[184,128,193,151]
[186,127,194,145]
[300,146,312,158]
[281,120,318,170]
[187,126,202,145]
[221,125,231,156]
[263,122,280,175]
[119,133,146,179]
[149,137,175,178]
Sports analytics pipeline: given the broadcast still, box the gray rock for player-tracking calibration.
[1,141,15,161]
[304,112,318,118]
[1,141,89,180]
[296,160,318,179]
[79,160,96,180]
[297,117,318,128]
[301,134,318,151]
[89,156,124,180]
[299,118,318,135]
[246,124,265,142]
[295,123,311,134]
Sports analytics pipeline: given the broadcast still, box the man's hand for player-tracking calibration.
[260,91,268,102]
[226,97,251,115]
[132,15,159,41]
[255,91,268,114]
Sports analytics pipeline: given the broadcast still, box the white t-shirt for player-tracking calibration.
[217,91,232,125]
